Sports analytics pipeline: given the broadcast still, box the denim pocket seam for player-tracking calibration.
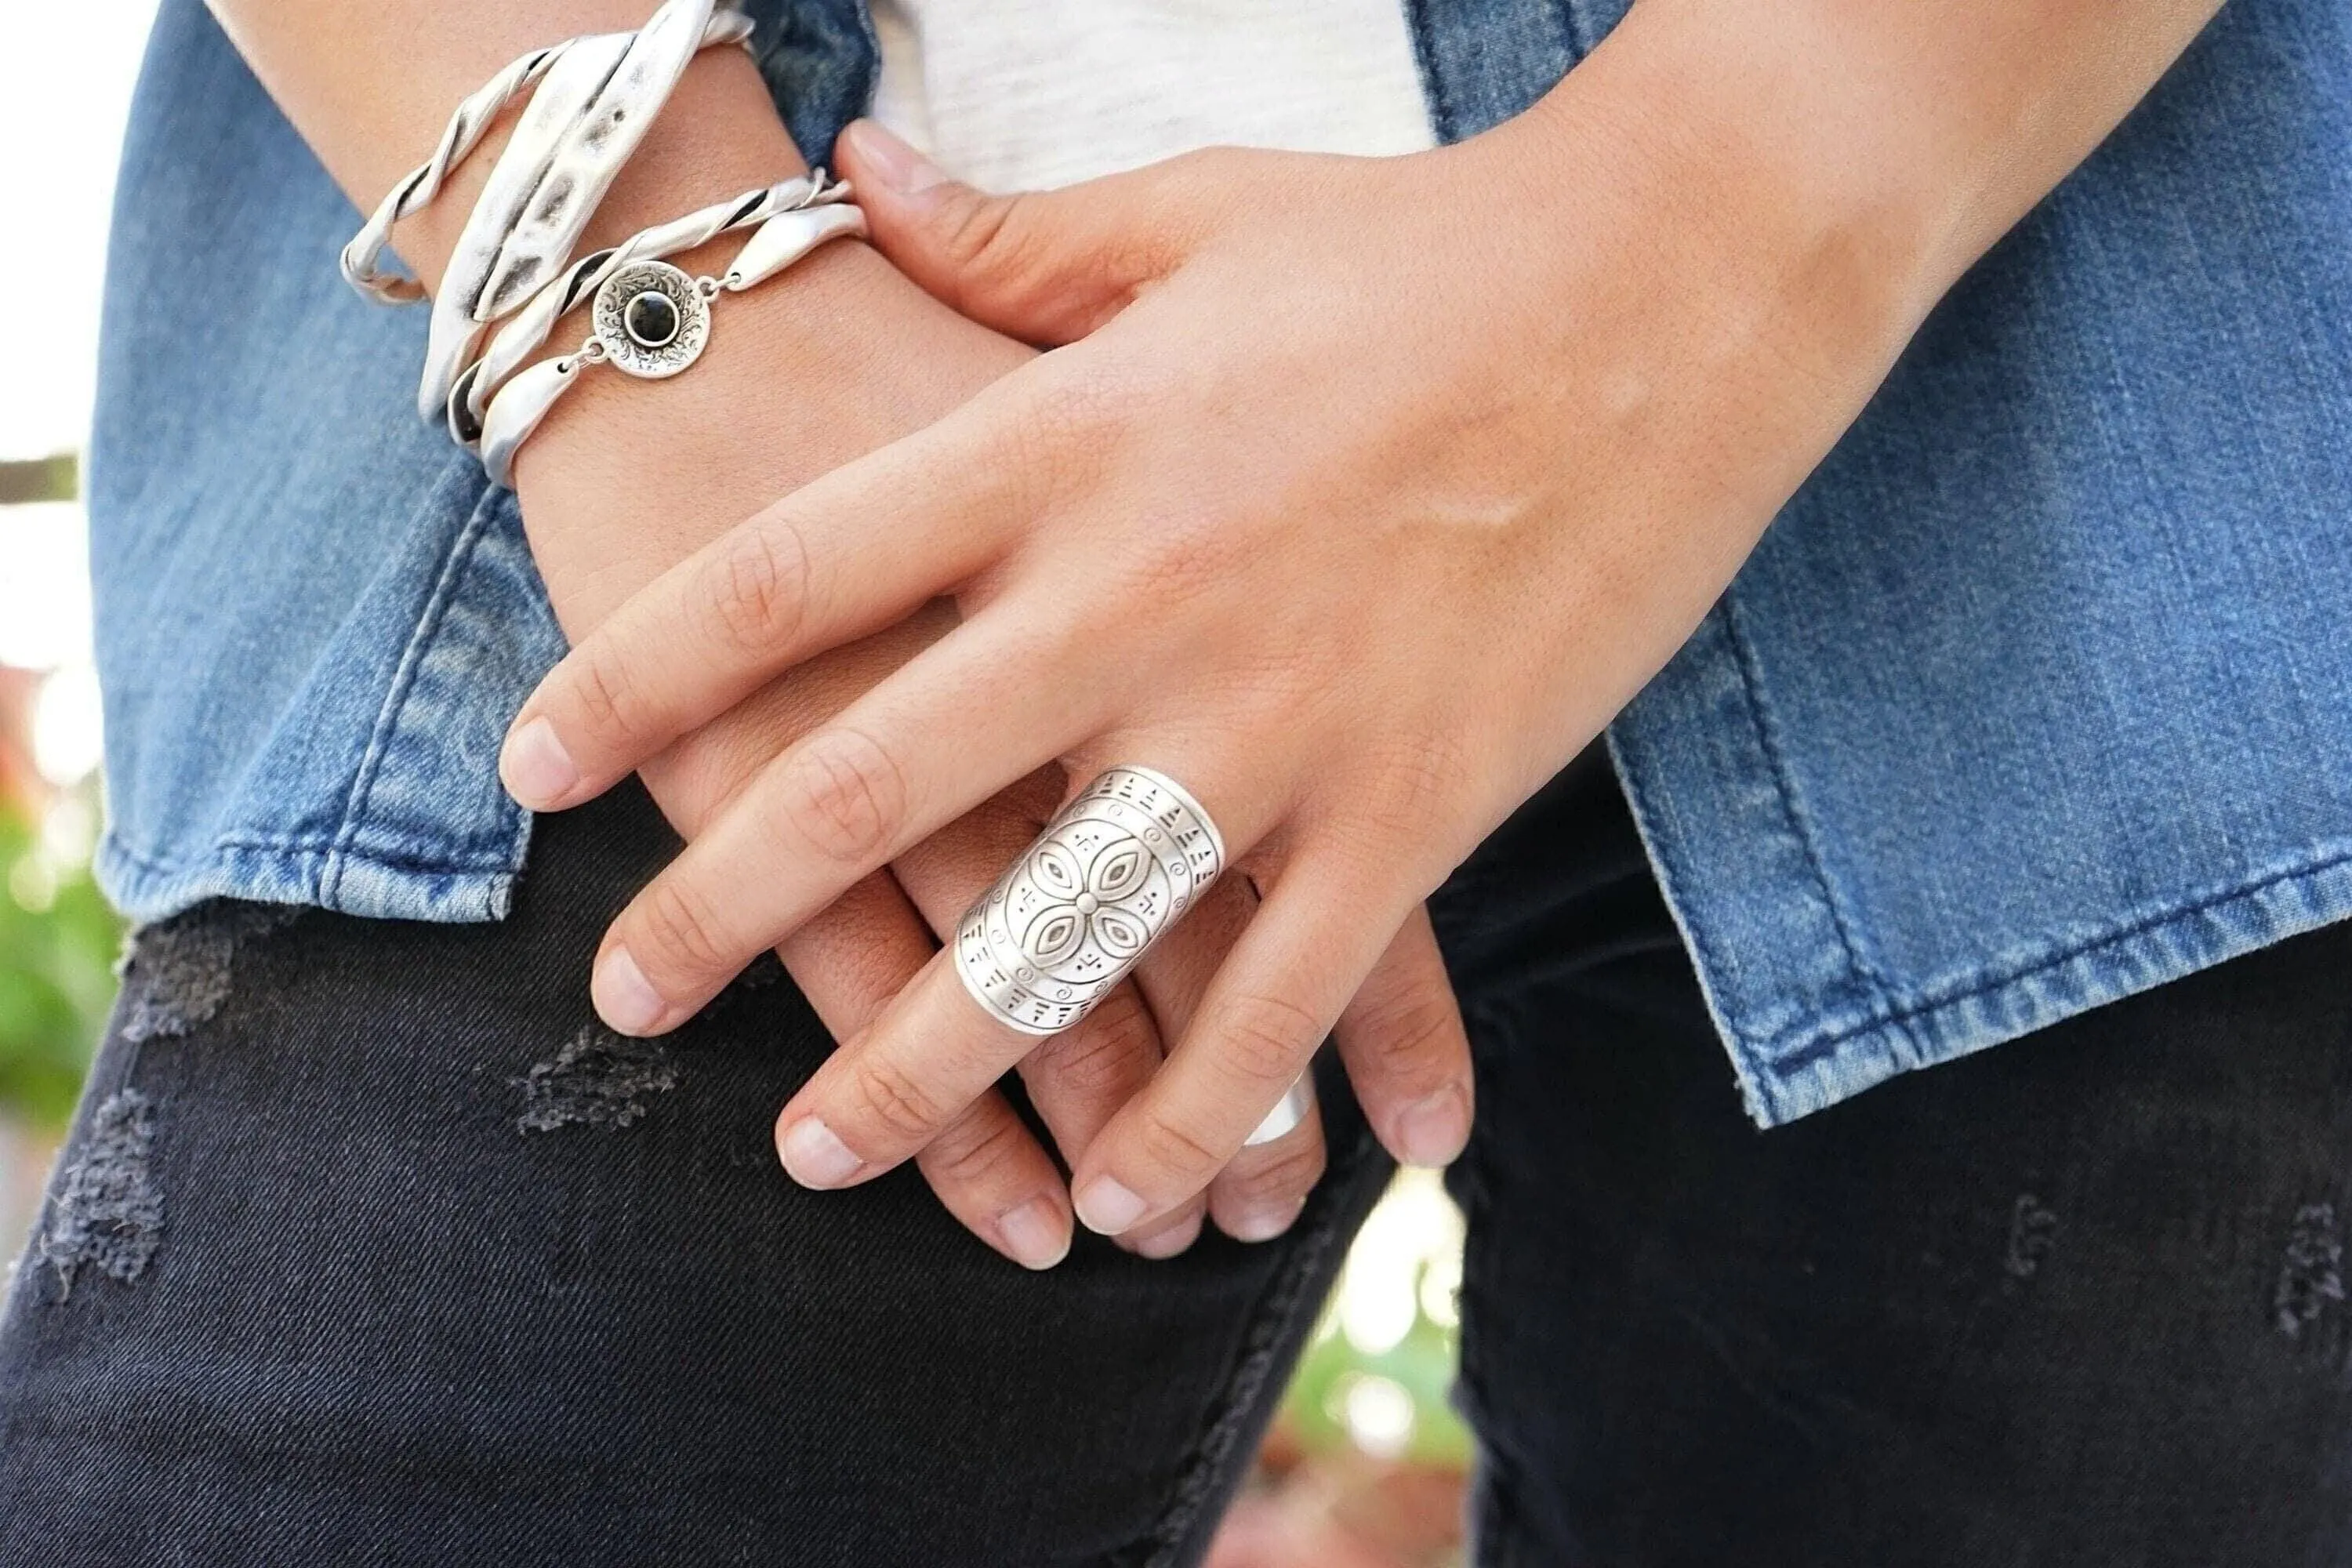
[318,461,506,911]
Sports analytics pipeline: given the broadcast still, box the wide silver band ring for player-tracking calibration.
[953,766,1225,1037]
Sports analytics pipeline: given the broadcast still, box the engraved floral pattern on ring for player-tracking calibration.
[955,768,1225,1036]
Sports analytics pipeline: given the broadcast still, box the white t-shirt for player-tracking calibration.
[869,0,1436,193]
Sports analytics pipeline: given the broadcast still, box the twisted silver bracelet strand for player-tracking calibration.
[339,9,754,307]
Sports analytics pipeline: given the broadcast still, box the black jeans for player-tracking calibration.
[7,750,2352,1565]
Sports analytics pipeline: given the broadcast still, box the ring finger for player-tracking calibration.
[1126,872,1328,1245]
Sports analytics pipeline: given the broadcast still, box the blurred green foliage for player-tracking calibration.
[1284,1257,1471,1468]
[0,797,121,1131]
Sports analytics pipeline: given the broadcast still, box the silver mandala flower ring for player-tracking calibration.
[954,766,1225,1038]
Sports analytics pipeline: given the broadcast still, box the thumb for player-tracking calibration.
[836,118,1224,345]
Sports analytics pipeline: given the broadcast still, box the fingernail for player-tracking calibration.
[998,1197,1071,1270]
[1225,1200,1305,1245]
[779,1117,866,1189]
[844,118,946,194]
[592,947,666,1036]
[501,716,579,808]
[1394,1083,1470,1168]
[1132,1210,1204,1260]
[1074,1175,1149,1235]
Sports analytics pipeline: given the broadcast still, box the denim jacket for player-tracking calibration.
[89,0,2352,1124]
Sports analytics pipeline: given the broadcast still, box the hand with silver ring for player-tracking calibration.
[496,75,1914,1237]
[209,0,1471,1269]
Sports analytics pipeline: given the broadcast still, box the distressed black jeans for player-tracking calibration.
[7,750,2352,1565]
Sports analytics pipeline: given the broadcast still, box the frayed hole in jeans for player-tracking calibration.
[517,1024,681,1133]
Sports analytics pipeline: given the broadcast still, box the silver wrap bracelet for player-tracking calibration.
[339,9,753,307]
[446,172,853,448]
[476,194,868,488]
[419,0,738,422]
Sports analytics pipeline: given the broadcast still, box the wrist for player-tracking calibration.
[1504,0,2220,365]
[515,234,1034,637]
[1494,12,1948,392]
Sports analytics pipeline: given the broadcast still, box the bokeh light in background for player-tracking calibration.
[0,9,1473,1564]
[1,0,158,789]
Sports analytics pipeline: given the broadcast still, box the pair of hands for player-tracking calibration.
[506,69,1912,1265]
[504,132,1476,1269]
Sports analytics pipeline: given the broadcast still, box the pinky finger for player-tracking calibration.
[1333,906,1472,1169]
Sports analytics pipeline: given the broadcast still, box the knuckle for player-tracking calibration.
[1131,1108,1228,1185]
[938,191,1042,294]
[1032,991,1158,1098]
[699,519,813,656]
[1006,368,1134,492]
[1374,742,1458,838]
[564,641,648,745]
[1349,986,1462,1080]
[776,727,909,866]
[851,1055,951,1144]
[924,1106,1029,1191]
[1224,1140,1326,1209]
[631,875,739,981]
[1216,991,1323,1087]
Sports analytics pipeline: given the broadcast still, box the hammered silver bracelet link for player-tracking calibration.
[417,0,742,423]
[340,7,753,307]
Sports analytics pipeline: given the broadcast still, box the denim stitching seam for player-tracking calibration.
[101,830,520,879]
[320,463,504,908]
[1717,593,1907,1035]
[1762,840,2352,1073]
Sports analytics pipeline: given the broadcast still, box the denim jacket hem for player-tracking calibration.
[1613,598,2352,1127]
[94,830,524,927]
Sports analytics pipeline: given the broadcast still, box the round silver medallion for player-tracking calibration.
[590,260,710,379]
